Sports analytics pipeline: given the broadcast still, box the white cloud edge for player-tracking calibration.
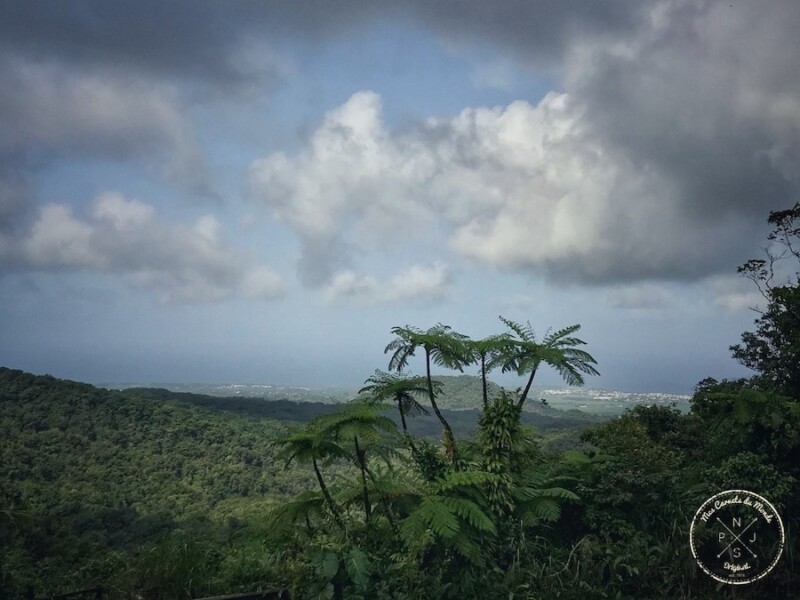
[10,192,285,304]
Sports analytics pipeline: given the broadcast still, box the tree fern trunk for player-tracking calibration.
[518,366,538,408]
[425,347,457,460]
[398,400,408,433]
[354,435,371,520]
[312,457,344,529]
[481,353,488,408]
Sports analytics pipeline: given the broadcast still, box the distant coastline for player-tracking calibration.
[102,378,692,416]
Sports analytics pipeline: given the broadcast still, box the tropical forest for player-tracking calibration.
[2,204,799,599]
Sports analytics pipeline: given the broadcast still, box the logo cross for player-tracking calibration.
[716,516,758,559]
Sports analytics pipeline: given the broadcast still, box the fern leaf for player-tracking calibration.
[441,497,497,534]
[520,497,562,522]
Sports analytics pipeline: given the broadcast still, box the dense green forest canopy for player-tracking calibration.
[2,204,799,599]
[0,366,600,598]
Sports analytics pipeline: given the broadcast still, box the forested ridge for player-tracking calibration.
[0,367,337,597]
[2,204,800,599]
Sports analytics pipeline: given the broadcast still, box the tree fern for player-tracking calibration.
[498,316,599,407]
[385,324,473,459]
[267,491,326,536]
[359,370,433,434]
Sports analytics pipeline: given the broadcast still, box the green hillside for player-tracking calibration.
[0,367,329,597]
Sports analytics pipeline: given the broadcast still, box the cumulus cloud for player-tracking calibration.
[250,91,439,285]
[251,1,800,287]
[322,262,450,306]
[4,192,283,304]
[249,89,736,285]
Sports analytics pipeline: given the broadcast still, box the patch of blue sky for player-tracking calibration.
[269,19,555,133]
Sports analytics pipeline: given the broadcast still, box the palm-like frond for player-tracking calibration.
[385,324,473,373]
[312,400,399,471]
[427,324,473,371]
[499,316,536,343]
[385,326,423,372]
[384,324,470,454]
[271,426,349,466]
[359,370,432,417]
[268,491,326,529]
[440,496,497,534]
[474,334,514,369]
[520,497,563,523]
[498,315,599,406]
[398,467,500,566]
[512,469,580,523]
[432,469,501,494]
[316,400,397,438]
[403,497,461,539]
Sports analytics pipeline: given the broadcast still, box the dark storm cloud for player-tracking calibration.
[405,0,647,69]
[0,0,640,82]
[0,1,383,86]
[297,235,354,288]
[0,1,263,86]
[562,0,800,279]
[409,1,800,283]
[402,0,800,283]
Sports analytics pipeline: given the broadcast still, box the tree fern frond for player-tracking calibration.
[519,497,563,522]
[399,510,430,548]
[499,316,536,342]
[398,393,430,417]
[440,497,497,534]
[268,491,326,529]
[449,531,486,566]
[403,498,460,539]
[513,485,579,503]
[543,324,582,344]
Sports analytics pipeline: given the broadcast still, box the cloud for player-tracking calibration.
[6,1,800,291]
[250,91,440,286]
[0,57,208,191]
[322,262,450,305]
[0,2,294,89]
[606,284,672,310]
[408,0,646,70]
[4,192,284,304]
[248,90,730,285]
[566,2,800,220]
[0,1,642,81]
[251,2,800,287]
[709,276,765,313]
[23,204,99,270]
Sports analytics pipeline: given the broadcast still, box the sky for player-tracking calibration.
[1,0,798,394]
